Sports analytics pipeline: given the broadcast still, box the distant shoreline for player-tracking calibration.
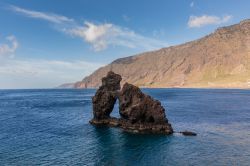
[1,87,249,90]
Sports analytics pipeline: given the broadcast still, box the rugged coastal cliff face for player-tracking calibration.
[73,19,250,89]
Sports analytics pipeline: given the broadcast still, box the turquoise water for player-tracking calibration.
[0,89,250,165]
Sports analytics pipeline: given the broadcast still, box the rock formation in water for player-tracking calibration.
[118,83,173,134]
[119,83,167,124]
[91,71,122,120]
[180,131,197,136]
[90,72,173,134]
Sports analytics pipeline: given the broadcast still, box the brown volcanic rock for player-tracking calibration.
[119,83,168,124]
[118,119,173,134]
[90,72,173,134]
[91,71,121,120]
[118,83,173,134]
[74,19,250,89]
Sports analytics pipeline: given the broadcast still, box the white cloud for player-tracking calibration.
[0,59,103,88]
[67,22,168,51]
[68,22,113,51]
[0,35,18,57]
[188,15,232,28]
[10,5,167,51]
[190,2,194,7]
[10,5,74,24]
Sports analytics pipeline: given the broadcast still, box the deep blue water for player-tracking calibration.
[0,89,250,166]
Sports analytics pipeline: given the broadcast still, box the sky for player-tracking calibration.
[0,0,250,89]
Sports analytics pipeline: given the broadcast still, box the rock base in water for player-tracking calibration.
[90,118,173,134]
[89,117,120,127]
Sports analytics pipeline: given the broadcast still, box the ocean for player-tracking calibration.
[0,89,250,166]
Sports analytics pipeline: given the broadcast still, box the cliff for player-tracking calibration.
[73,19,250,89]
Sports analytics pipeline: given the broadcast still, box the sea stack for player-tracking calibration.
[90,72,173,134]
[90,71,121,123]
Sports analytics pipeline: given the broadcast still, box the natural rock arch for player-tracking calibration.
[90,71,173,134]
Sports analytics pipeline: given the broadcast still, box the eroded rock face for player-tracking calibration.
[91,71,121,120]
[118,83,173,134]
[119,83,167,124]
[90,72,173,134]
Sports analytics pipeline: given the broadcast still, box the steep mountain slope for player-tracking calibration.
[74,19,250,88]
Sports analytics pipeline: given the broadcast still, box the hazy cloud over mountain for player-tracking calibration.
[188,15,232,28]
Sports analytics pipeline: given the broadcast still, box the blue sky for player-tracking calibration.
[0,0,250,89]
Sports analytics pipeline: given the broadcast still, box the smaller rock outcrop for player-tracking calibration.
[180,131,197,136]
[91,71,121,120]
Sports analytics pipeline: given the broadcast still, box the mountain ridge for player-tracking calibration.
[66,19,250,89]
